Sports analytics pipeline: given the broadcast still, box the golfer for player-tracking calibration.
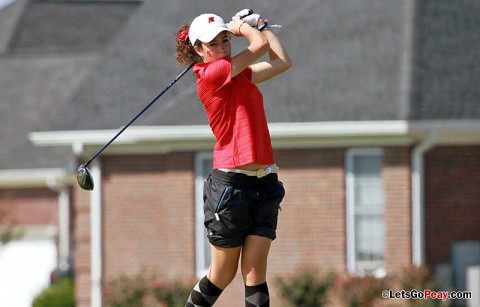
[175,10,291,307]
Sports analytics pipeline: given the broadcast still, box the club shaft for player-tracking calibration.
[84,63,194,167]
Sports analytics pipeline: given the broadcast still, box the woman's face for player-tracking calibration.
[195,31,231,62]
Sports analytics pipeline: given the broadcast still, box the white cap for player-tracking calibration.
[189,13,232,46]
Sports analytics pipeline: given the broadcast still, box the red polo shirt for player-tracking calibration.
[194,58,274,169]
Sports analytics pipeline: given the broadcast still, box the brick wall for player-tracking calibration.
[0,187,58,226]
[383,147,412,273]
[101,153,196,281]
[424,146,480,268]
[73,152,197,307]
[273,148,347,273]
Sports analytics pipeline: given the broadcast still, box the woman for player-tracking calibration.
[176,10,292,307]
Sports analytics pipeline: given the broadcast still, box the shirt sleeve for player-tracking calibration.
[242,65,253,81]
[197,58,232,93]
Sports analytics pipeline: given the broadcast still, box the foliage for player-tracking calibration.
[275,266,451,307]
[152,281,192,307]
[104,273,192,307]
[32,278,75,307]
[334,273,388,307]
[396,266,451,307]
[275,269,335,307]
[104,274,150,307]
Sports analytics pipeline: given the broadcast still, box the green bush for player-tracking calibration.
[152,281,192,307]
[32,278,75,307]
[334,274,388,307]
[104,274,150,307]
[274,266,454,307]
[104,273,192,307]
[396,266,451,307]
[275,269,335,307]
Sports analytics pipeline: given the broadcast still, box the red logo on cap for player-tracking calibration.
[208,17,215,23]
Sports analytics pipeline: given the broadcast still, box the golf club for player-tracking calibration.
[77,63,194,191]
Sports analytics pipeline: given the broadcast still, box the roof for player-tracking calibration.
[0,0,140,169]
[46,0,480,133]
[48,0,412,131]
[0,53,98,169]
[9,0,140,53]
[410,0,480,119]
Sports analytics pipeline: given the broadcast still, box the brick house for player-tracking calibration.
[2,0,480,306]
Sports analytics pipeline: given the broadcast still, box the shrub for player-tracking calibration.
[32,278,75,307]
[152,281,192,307]
[396,266,451,307]
[104,273,193,307]
[275,269,335,307]
[104,274,150,307]
[334,273,388,307]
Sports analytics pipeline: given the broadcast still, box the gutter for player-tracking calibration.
[29,121,413,154]
[0,168,74,188]
[411,130,437,266]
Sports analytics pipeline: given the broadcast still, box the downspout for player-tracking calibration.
[46,181,71,272]
[58,187,70,270]
[90,160,103,307]
[411,130,437,266]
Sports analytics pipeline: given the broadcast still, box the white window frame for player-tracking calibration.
[346,148,385,276]
[194,152,213,277]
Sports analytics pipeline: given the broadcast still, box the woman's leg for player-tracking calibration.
[186,245,240,307]
[209,244,241,288]
[241,235,272,307]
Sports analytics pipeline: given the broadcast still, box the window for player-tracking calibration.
[346,149,385,276]
[194,153,213,277]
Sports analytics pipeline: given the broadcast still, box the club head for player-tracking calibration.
[77,164,94,191]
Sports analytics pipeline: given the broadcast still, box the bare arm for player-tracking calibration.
[227,18,270,78]
[250,29,292,84]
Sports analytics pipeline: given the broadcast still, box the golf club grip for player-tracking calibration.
[84,63,194,167]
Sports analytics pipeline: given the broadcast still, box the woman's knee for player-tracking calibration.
[209,263,238,289]
[241,236,272,285]
[242,267,266,286]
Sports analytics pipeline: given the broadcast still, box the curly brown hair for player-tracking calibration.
[175,24,202,66]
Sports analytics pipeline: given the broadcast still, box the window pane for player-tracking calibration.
[347,150,385,275]
[355,215,384,261]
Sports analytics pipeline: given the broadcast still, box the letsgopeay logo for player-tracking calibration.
[382,289,472,302]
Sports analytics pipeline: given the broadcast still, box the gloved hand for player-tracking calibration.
[243,14,263,28]
[234,9,253,19]
[233,9,263,28]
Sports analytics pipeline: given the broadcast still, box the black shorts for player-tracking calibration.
[203,169,285,248]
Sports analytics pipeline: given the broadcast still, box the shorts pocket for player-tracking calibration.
[217,187,250,233]
[204,181,249,237]
[260,180,285,204]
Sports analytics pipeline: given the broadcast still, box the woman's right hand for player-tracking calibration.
[227,17,247,37]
